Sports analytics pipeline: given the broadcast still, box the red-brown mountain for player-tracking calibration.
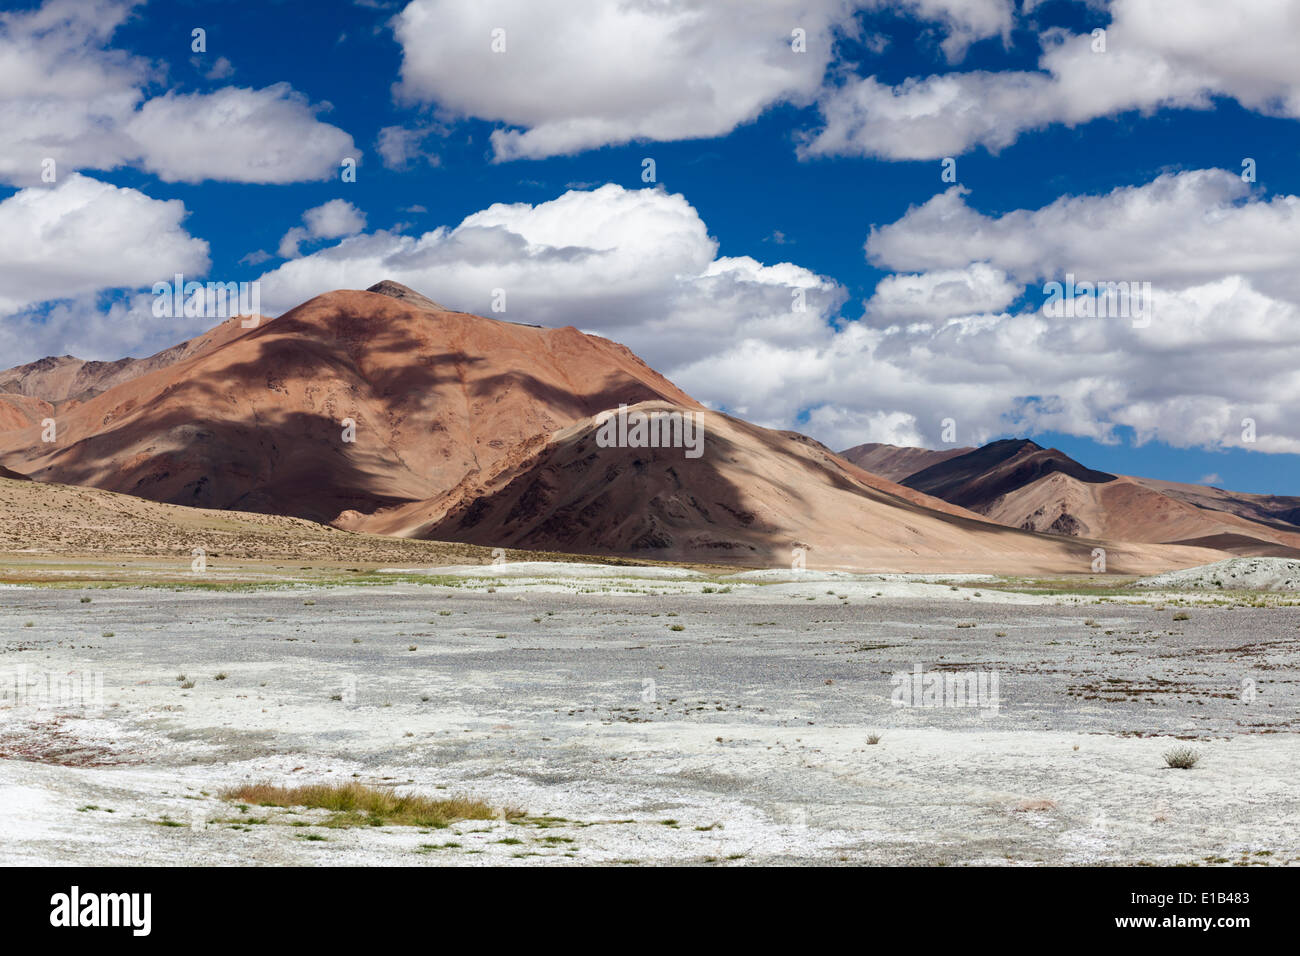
[0,283,1230,573]
[343,401,1212,573]
[839,441,972,482]
[846,439,1300,556]
[0,282,696,523]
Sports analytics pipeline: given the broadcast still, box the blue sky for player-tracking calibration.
[3,0,1299,493]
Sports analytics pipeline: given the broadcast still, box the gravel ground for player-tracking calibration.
[2,570,1298,866]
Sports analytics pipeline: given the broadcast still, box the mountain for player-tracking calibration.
[849,439,1300,557]
[0,282,1250,573]
[341,401,1218,574]
[0,282,697,524]
[1127,476,1300,532]
[0,317,258,407]
[839,441,972,482]
[903,439,1117,514]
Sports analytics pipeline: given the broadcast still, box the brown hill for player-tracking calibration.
[838,441,972,482]
[1128,475,1300,533]
[904,439,1116,510]
[0,283,697,524]
[876,439,1300,556]
[0,317,259,407]
[342,401,1220,574]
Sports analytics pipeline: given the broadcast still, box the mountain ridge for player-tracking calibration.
[843,439,1300,556]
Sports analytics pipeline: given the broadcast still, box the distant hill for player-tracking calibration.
[842,439,1300,557]
[838,441,972,482]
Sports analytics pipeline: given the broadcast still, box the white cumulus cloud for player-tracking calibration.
[0,0,358,186]
[0,173,209,314]
[255,184,843,371]
[805,0,1300,160]
[278,199,368,259]
[389,0,1013,161]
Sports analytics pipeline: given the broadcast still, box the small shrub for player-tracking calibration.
[1164,746,1200,769]
[1173,612,1190,622]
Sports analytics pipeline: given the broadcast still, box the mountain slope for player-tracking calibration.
[868,439,1300,556]
[0,283,697,524]
[904,439,1116,509]
[0,392,53,431]
[0,317,260,407]
[343,401,1220,574]
[1127,475,1300,534]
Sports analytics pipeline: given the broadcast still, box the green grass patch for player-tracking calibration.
[220,781,521,828]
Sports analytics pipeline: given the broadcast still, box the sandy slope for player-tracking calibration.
[346,401,1223,574]
[982,473,1300,554]
[1129,475,1300,532]
[861,440,1300,556]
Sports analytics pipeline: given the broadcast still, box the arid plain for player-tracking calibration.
[3,560,1298,866]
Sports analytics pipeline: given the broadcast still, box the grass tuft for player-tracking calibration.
[219,781,522,828]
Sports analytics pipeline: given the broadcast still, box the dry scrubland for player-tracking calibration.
[1,562,1297,866]
[0,474,707,587]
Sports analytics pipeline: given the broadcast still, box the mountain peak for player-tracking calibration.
[902,437,1115,510]
[365,280,449,313]
[987,437,1043,453]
